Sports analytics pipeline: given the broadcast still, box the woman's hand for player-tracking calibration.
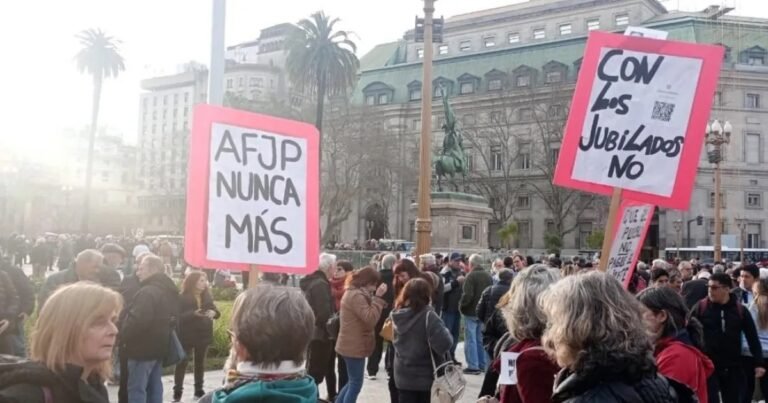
[375,283,388,298]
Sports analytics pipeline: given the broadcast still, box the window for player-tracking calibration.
[459,81,475,95]
[748,223,762,248]
[461,225,476,241]
[549,148,560,165]
[518,221,531,248]
[490,110,502,122]
[226,79,233,89]
[548,104,564,117]
[519,148,531,170]
[491,145,503,171]
[559,24,572,36]
[366,95,376,106]
[184,107,188,116]
[249,77,257,87]
[173,94,178,104]
[519,108,533,120]
[417,48,424,59]
[587,18,600,31]
[409,88,422,101]
[578,222,594,249]
[466,151,474,171]
[463,114,476,125]
[378,93,389,105]
[411,119,421,130]
[438,45,448,55]
[746,93,761,108]
[533,28,546,40]
[517,195,531,209]
[747,193,762,209]
[545,71,563,84]
[459,40,471,52]
[746,133,760,163]
[615,13,629,26]
[488,79,502,91]
[484,36,496,48]
[238,77,244,87]
[508,32,520,43]
[163,95,168,105]
[748,55,765,65]
[713,91,722,106]
[184,93,189,103]
[709,192,726,208]
[516,75,531,87]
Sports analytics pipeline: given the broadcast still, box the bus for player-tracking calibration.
[664,246,768,265]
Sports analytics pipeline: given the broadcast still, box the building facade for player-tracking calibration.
[336,0,768,255]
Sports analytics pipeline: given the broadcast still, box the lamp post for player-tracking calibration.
[706,119,732,263]
[736,218,747,263]
[414,0,436,264]
[673,219,683,258]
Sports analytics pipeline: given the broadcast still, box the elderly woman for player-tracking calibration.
[495,264,561,403]
[200,285,317,402]
[540,272,676,402]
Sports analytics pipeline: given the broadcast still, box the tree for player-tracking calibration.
[286,11,359,138]
[586,230,604,250]
[224,92,313,122]
[497,221,518,250]
[74,28,125,232]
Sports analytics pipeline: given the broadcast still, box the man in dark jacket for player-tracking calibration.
[441,252,465,361]
[299,252,337,400]
[477,269,513,357]
[682,271,709,309]
[121,254,179,403]
[38,249,105,310]
[0,258,34,357]
[459,254,493,374]
[691,272,764,403]
[367,253,395,379]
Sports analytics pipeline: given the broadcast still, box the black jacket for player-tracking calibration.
[0,270,19,327]
[0,362,108,403]
[300,270,334,341]
[379,268,395,308]
[691,294,764,368]
[0,262,34,316]
[178,291,220,348]
[120,273,180,360]
[441,266,463,314]
[682,279,708,309]
[552,369,676,403]
[476,280,511,324]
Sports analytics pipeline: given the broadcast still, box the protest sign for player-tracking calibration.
[553,31,724,210]
[499,352,520,385]
[185,104,320,274]
[606,200,654,288]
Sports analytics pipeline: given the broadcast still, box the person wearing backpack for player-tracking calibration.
[0,282,122,403]
[690,272,765,403]
[638,286,714,402]
[476,269,513,359]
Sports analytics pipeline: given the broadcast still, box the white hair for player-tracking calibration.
[713,264,725,274]
[760,268,768,280]
[76,249,103,266]
[381,254,397,270]
[318,253,337,273]
[468,254,485,269]
[652,259,668,270]
[420,254,436,266]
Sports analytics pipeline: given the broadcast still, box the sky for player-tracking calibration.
[0,0,765,163]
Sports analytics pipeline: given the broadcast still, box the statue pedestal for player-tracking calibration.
[411,192,493,253]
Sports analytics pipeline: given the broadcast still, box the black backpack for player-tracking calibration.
[0,355,56,403]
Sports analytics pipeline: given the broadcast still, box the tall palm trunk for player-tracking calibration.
[82,75,102,232]
[314,68,327,135]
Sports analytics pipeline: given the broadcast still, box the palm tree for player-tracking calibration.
[286,11,359,136]
[74,28,125,232]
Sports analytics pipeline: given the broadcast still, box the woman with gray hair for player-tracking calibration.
[540,272,676,402]
[492,264,561,403]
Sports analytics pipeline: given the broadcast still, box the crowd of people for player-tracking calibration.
[0,242,767,403]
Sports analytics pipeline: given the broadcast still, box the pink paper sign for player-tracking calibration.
[606,200,655,289]
[554,31,724,209]
[184,104,320,274]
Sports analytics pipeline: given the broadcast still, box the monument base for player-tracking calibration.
[411,192,493,253]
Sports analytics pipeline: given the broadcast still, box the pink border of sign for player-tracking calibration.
[553,31,724,210]
[610,199,655,289]
[184,104,320,274]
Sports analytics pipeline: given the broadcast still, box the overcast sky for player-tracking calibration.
[0,0,765,161]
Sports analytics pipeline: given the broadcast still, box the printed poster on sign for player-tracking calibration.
[184,104,320,274]
[553,31,724,209]
[499,352,520,385]
[606,200,654,289]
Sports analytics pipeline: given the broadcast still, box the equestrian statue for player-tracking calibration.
[434,85,468,192]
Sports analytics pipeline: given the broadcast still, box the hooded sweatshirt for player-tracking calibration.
[207,361,317,403]
[391,306,453,391]
[654,333,714,403]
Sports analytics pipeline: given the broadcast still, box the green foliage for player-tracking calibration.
[544,232,563,254]
[586,230,605,250]
[211,286,239,302]
[497,221,518,248]
[210,301,234,358]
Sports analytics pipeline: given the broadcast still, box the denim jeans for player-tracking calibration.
[441,311,461,358]
[463,315,488,370]
[336,356,366,403]
[127,359,163,403]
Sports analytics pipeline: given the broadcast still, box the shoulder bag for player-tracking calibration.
[426,311,466,403]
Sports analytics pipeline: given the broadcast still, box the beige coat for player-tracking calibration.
[335,287,386,358]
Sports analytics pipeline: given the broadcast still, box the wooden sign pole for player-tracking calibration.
[248,265,260,288]
[598,188,623,272]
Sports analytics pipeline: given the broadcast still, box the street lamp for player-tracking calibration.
[673,219,683,258]
[414,0,437,265]
[736,218,748,263]
[706,119,732,263]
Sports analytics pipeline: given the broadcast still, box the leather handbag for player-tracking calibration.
[427,312,466,403]
[379,317,394,342]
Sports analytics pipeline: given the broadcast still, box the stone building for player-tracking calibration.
[333,0,768,256]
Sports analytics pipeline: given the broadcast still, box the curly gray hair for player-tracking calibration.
[501,264,560,341]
